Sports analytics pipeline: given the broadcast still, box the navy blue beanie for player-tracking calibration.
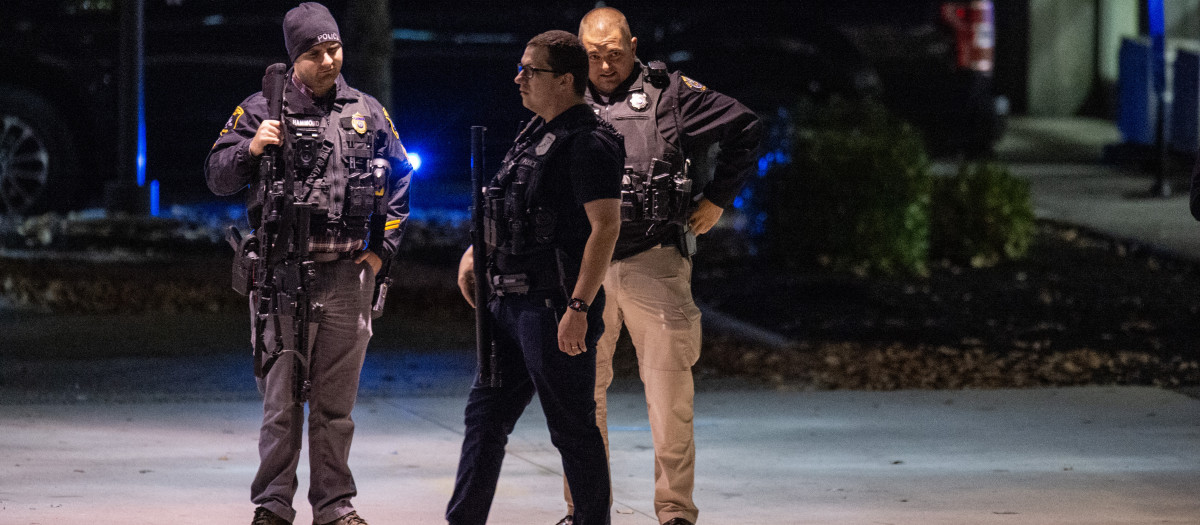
[283,2,341,62]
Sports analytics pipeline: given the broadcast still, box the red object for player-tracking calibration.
[942,0,994,72]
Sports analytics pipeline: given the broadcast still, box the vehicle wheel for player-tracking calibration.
[0,87,77,215]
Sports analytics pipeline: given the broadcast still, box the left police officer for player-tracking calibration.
[204,4,411,525]
[446,30,624,525]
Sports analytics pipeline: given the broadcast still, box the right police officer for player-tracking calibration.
[559,7,763,525]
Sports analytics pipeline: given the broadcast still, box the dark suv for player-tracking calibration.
[0,0,302,215]
[0,0,1005,215]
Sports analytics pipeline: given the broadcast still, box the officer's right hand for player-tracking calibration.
[458,246,477,308]
[249,119,283,157]
[557,310,588,356]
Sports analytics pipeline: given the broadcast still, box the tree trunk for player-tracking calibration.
[343,0,392,110]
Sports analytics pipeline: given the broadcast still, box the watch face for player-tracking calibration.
[568,298,588,312]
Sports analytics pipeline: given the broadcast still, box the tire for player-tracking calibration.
[0,86,78,215]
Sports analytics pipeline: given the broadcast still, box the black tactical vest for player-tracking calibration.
[484,116,619,257]
[590,63,682,176]
[590,63,692,228]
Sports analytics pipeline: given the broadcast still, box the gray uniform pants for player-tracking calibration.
[249,259,374,525]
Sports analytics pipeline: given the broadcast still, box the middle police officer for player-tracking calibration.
[558,7,763,525]
[446,29,624,525]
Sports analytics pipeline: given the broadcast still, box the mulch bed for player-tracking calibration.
[4,214,1198,390]
[687,222,1200,390]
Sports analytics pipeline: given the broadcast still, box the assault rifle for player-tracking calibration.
[471,126,501,387]
[227,62,318,406]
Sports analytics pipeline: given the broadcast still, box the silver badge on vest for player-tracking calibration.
[628,92,649,111]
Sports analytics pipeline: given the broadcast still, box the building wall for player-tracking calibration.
[1028,0,1097,116]
[1166,0,1200,41]
[1098,0,1139,84]
[1004,1,1197,117]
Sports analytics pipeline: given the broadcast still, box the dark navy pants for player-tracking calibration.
[446,291,611,525]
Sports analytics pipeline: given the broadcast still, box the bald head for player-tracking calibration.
[579,7,632,42]
[578,7,638,95]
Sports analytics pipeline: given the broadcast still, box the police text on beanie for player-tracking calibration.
[283,2,342,63]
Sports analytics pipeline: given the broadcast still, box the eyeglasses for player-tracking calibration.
[517,63,561,79]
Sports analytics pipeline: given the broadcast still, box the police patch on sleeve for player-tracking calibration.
[213,106,245,148]
[219,106,245,137]
[681,76,707,92]
[382,108,399,139]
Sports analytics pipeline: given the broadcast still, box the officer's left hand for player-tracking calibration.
[355,250,383,275]
[689,198,724,235]
[557,310,589,356]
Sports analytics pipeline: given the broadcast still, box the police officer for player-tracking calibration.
[204,4,411,525]
[446,30,624,525]
[558,8,763,525]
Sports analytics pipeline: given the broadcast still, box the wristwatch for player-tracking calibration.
[567,298,589,313]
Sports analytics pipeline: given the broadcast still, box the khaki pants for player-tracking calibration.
[566,244,702,524]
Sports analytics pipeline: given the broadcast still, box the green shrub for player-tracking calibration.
[765,98,932,276]
[930,162,1035,267]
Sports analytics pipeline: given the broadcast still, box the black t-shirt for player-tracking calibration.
[492,104,623,284]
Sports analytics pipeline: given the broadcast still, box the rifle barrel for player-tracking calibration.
[470,126,497,387]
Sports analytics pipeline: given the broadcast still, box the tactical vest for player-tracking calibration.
[249,91,383,242]
[483,116,619,257]
[590,62,692,225]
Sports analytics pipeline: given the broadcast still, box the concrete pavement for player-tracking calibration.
[985,116,1200,262]
[3,386,1199,525]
